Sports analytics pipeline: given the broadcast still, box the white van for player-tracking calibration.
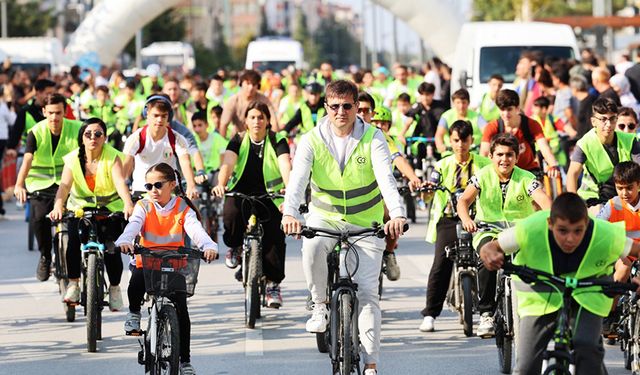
[141,42,195,73]
[451,22,580,105]
[245,37,304,72]
[0,37,65,74]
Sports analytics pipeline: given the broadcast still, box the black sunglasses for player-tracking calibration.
[618,123,637,131]
[327,103,355,112]
[144,181,171,191]
[83,130,104,139]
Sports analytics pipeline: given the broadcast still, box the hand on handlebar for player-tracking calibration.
[195,174,207,185]
[49,205,64,222]
[385,217,407,239]
[408,177,423,192]
[461,219,477,233]
[203,249,218,263]
[546,165,560,179]
[479,240,504,271]
[120,243,134,254]
[281,215,302,238]
[185,184,199,200]
[212,184,227,199]
[14,185,27,204]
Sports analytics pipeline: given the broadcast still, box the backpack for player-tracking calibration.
[136,125,177,156]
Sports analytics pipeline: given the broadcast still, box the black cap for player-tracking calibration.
[305,82,323,94]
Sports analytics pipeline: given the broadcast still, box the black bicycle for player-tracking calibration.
[225,191,284,329]
[50,211,75,323]
[197,176,220,243]
[619,260,640,373]
[503,263,637,375]
[297,222,407,375]
[404,136,437,223]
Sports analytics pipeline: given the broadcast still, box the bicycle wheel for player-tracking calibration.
[316,330,330,354]
[625,310,634,371]
[339,293,353,375]
[97,265,104,341]
[632,309,640,375]
[245,239,261,329]
[156,305,180,375]
[404,193,416,223]
[497,282,513,374]
[86,253,98,352]
[378,266,384,300]
[58,278,76,322]
[27,202,35,251]
[461,274,474,337]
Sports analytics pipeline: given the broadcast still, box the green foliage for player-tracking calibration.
[472,0,628,21]
[7,0,54,37]
[124,9,186,58]
[292,10,318,68]
[312,17,360,68]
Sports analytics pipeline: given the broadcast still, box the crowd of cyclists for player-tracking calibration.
[4,46,640,374]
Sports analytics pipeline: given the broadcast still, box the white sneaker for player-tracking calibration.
[363,369,378,375]
[477,312,495,338]
[306,303,328,333]
[419,316,435,332]
[63,281,80,303]
[124,312,141,333]
[109,285,123,311]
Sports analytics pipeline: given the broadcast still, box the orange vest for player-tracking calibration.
[136,197,190,268]
[609,196,640,240]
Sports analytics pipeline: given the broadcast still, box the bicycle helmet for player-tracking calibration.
[371,106,392,122]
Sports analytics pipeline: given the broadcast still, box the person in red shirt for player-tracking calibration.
[480,89,559,180]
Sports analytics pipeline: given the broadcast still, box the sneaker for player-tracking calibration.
[124,312,141,333]
[180,362,196,375]
[383,251,400,281]
[477,312,495,338]
[234,267,243,282]
[419,316,435,332]
[306,303,329,333]
[63,281,80,303]
[109,285,123,312]
[266,283,283,308]
[225,247,241,269]
[363,369,378,375]
[36,256,51,281]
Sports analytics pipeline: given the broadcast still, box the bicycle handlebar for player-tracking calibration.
[296,222,409,240]
[132,244,215,261]
[405,136,436,144]
[224,191,285,200]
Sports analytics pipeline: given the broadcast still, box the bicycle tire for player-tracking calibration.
[339,293,353,375]
[27,215,35,251]
[86,253,98,352]
[378,266,384,300]
[625,309,634,371]
[404,193,416,223]
[632,310,640,374]
[461,274,474,337]
[316,330,330,354]
[245,239,261,329]
[156,305,180,375]
[97,265,104,341]
[498,281,513,374]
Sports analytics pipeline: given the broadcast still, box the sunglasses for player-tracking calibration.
[83,130,104,139]
[618,123,637,131]
[327,103,355,112]
[357,107,372,115]
[144,180,171,191]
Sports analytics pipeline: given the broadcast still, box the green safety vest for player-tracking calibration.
[87,100,117,135]
[278,95,303,125]
[532,114,566,167]
[441,109,482,147]
[513,211,625,317]
[576,129,634,200]
[390,108,412,138]
[21,111,38,144]
[25,118,82,192]
[425,154,491,243]
[227,131,285,206]
[195,131,228,172]
[479,93,500,122]
[300,103,325,134]
[472,165,536,249]
[140,76,164,96]
[308,125,384,227]
[64,144,124,212]
[115,98,144,134]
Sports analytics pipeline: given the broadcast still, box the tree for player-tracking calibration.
[292,9,318,69]
[473,0,627,21]
[312,17,360,68]
[123,9,186,58]
[6,1,54,37]
[194,16,235,76]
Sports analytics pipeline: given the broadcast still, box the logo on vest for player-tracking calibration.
[516,195,524,201]
[595,259,606,267]
[356,156,366,165]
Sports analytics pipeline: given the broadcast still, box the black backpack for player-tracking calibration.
[497,114,537,156]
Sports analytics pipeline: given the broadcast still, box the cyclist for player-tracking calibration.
[399,82,447,143]
[83,86,118,142]
[384,64,416,108]
[531,96,566,168]
[282,82,325,137]
[473,74,503,123]
[6,79,55,154]
[457,133,552,337]
[212,101,291,308]
[566,97,640,213]
[281,80,406,375]
[419,120,492,332]
[435,88,486,154]
[13,93,82,281]
[191,111,228,183]
[479,192,640,375]
[116,162,217,375]
[480,89,560,181]
[49,118,133,310]
[615,106,638,135]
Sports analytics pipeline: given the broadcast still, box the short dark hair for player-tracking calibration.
[489,133,519,155]
[396,93,411,103]
[244,100,271,123]
[357,91,375,109]
[551,62,570,85]
[495,89,520,110]
[550,192,588,224]
[43,93,67,109]
[96,85,109,94]
[613,161,640,185]
[34,79,56,92]
[592,97,618,116]
[211,74,224,82]
[194,82,208,92]
[451,88,470,102]
[618,106,638,122]
[449,120,473,139]
[325,80,358,103]
[417,82,435,95]
[533,96,550,108]
[210,105,223,118]
[489,74,504,83]
[239,70,261,85]
[191,110,207,124]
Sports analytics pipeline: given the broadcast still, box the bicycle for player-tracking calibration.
[50,210,75,323]
[225,191,284,329]
[503,262,637,375]
[131,245,205,375]
[197,175,220,243]
[404,136,437,223]
[297,222,406,375]
[619,260,640,373]
[76,208,124,352]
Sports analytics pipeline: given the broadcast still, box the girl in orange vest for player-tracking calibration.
[116,162,217,375]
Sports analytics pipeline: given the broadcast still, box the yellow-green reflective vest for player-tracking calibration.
[300,103,325,134]
[576,129,634,200]
[308,125,384,227]
[279,95,304,125]
[195,131,228,172]
[425,154,491,243]
[25,118,82,192]
[390,108,412,138]
[472,165,536,249]
[441,109,482,147]
[63,144,124,212]
[532,114,566,167]
[227,131,285,206]
[513,211,625,317]
[479,93,500,122]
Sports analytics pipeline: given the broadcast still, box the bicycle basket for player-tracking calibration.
[140,248,201,297]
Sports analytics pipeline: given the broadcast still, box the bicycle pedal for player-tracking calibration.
[126,330,143,337]
[65,301,80,306]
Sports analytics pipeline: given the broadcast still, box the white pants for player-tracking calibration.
[301,215,384,364]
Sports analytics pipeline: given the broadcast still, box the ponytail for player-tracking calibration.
[173,169,202,222]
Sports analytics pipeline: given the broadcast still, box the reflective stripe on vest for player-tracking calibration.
[513,211,625,317]
[308,125,384,227]
[25,118,82,192]
[136,197,189,268]
[64,144,124,212]
[441,109,482,147]
[609,196,640,239]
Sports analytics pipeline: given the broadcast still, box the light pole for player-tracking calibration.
[1,0,7,38]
